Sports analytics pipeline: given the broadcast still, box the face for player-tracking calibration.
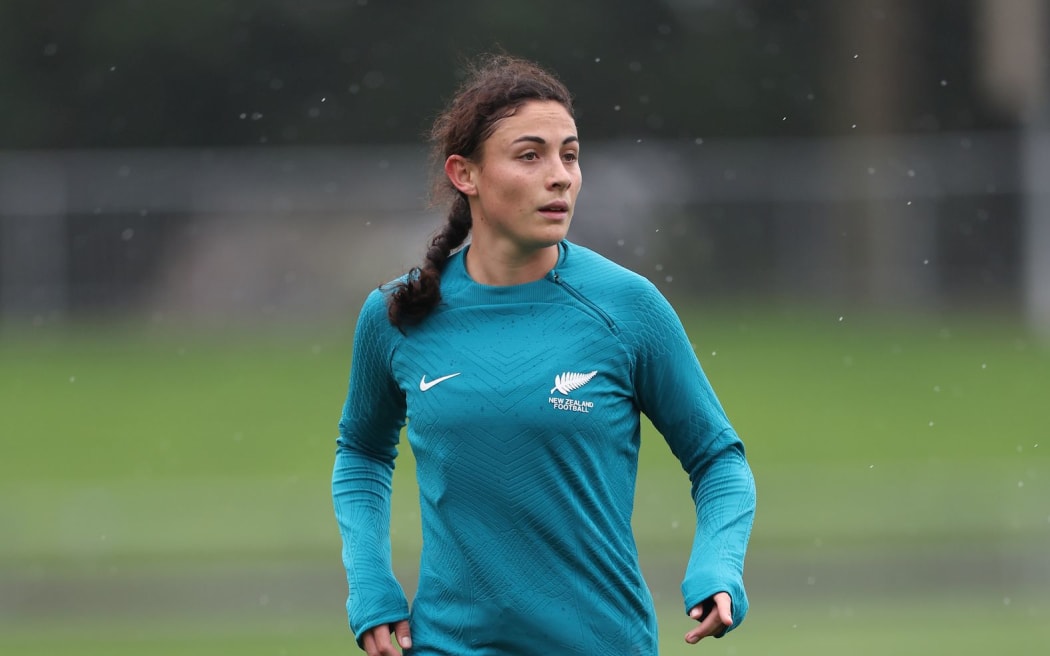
[449,100,581,259]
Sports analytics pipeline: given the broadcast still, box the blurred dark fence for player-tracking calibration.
[1,0,1048,330]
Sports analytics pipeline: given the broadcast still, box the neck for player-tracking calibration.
[465,241,560,286]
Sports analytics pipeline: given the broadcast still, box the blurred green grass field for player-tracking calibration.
[2,306,1048,654]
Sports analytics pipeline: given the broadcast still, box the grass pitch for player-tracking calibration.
[1,306,1047,654]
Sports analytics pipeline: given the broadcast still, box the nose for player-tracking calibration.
[548,160,572,190]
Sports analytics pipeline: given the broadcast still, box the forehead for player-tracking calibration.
[488,100,577,143]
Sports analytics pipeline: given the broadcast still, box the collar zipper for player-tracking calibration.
[550,271,618,332]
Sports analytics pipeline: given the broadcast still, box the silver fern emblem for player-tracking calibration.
[550,370,598,395]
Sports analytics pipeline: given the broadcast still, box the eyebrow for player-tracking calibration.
[511,135,579,146]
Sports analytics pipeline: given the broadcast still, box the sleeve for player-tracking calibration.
[627,283,756,634]
[331,287,410,641]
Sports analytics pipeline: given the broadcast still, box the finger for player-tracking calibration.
[714,592,734,629]
[685,603,731,644]
[362,630,378,656]
[364,625,398,656]
[392,619,413,650]
[684,613,722,644]
[688,598,714,622]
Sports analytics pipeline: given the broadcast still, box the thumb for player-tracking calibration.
[393,619,412,649]
[715,594,734,627]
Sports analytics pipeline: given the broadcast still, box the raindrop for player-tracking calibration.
[613,104,621,111]
[654,264,664,271]
[321,96,327,102]
[869,464,875,469]
[851,124,857,129]
[940,79,948,87]
[694,138,704,145]
[838,316,844,322]
[239,113,247,120]
[852,53,859,59]
[923,258,929,264]
[69,376,76,383]
[928,421,935,427]
[907,169,916,177]
[907,201,913,206]
[43,43,58,56]
[636,139,643,143]
[594,57,601,63]
[628,61,642,72]
[933,385,941,392]
[109,66,117,72]
[981,363,987,369]
[1017,481,1024,488]
[250,112,263,120]
[670,520,679,529]
[1003,597,1011,606]
[867,167,876,175]
[616,239,625,247]
[806,576,816,585]
[259,594,270,606]
[711,351,717,356]
[121,228,134,241]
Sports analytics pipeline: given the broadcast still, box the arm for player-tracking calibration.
[332,289,411,644]
[629,286,756,635]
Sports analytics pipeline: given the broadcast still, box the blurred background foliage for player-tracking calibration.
[0,0,1013,149]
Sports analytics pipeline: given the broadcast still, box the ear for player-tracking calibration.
[445,155,479,196]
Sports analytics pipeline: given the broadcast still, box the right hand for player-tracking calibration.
[360,619,412,655]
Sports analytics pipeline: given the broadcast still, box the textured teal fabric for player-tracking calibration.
[333,240,755,654]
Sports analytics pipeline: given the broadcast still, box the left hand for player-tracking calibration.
[684,592,733,644]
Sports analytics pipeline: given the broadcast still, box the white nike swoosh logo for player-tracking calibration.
[419,372,461,391]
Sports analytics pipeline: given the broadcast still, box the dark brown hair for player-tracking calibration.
[386,54,574,328]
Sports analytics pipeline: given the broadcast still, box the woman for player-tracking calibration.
[332,54,756,655]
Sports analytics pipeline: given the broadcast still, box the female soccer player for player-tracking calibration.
[332,54,756,655]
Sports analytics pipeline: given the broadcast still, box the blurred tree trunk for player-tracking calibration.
[978,0,1049,333]
[821,1,938,308]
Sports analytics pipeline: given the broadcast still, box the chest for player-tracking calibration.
[393,303,634,440]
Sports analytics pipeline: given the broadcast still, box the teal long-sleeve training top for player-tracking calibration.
[333,240,756,655]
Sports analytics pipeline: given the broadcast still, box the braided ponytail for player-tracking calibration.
[386,194,471,328]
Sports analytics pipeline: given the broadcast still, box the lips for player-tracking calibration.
[539,200,569,212]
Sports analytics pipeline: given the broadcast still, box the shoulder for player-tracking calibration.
[562,241,670,309]
[353,283,402,342]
